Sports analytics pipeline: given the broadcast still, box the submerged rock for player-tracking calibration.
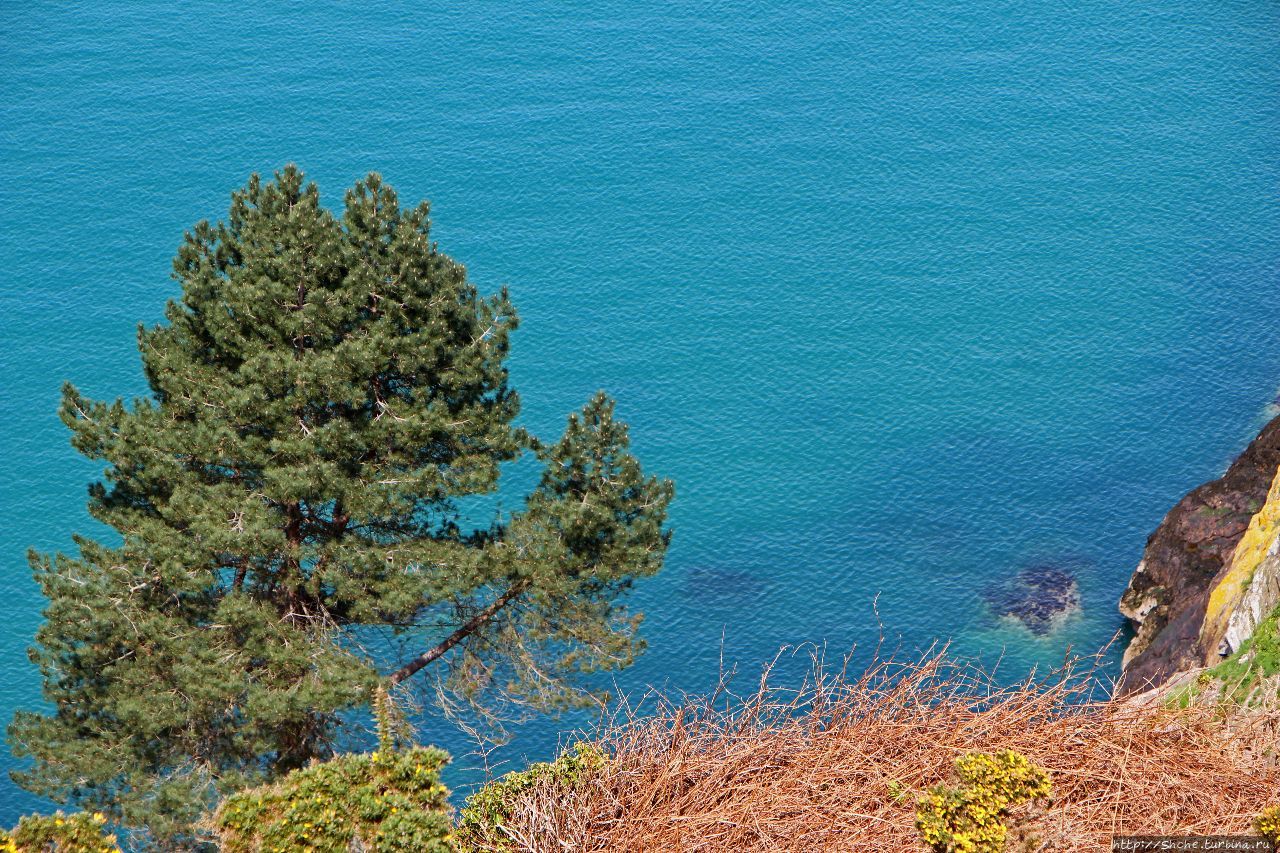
[985,564,1080,635]
[684,565,766,602]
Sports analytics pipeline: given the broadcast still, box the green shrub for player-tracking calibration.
[915,750,1052,853]
[214,747,454,853]
[454,743,606,852]
[0,811,119,853]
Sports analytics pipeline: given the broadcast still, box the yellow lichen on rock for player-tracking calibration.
[1201,464,1280,661]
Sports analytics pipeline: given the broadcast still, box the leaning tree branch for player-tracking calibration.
[387,579,532,685]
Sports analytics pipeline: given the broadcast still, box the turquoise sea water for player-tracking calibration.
[2,0,1279,822]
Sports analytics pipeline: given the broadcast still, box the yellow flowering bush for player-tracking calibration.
[214,746,454,853]
[0,811,119,853]
[1256,805,1280,844]
[915,750,1051,853]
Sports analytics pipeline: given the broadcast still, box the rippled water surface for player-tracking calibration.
[2,0,1279,819]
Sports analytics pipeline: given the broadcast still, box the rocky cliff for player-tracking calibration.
[1201,461,1280,662]
[1117,414,1280,695]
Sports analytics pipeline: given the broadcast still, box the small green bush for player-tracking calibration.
[0,811,119,853]
[454,743,607,852]
[915,750,1052,853]
[214,747,454,853]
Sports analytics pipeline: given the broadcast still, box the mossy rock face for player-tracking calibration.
[1157,604,1280,711]
[1207,603,1280,705]
[985,565,1080,635]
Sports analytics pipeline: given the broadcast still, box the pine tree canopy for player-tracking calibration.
[10,166,673,846]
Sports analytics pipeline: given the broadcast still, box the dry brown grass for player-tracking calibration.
[483,649,1280,852]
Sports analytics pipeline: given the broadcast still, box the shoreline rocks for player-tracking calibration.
[1117,414,1280,695]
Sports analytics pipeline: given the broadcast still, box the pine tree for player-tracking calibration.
[10,167,673,847]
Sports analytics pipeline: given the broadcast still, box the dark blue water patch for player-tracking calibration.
[683,564,771,604]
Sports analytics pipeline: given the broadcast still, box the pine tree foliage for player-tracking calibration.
[10,167,673,846]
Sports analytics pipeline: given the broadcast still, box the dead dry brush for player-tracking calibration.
[485,648,1279,852]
